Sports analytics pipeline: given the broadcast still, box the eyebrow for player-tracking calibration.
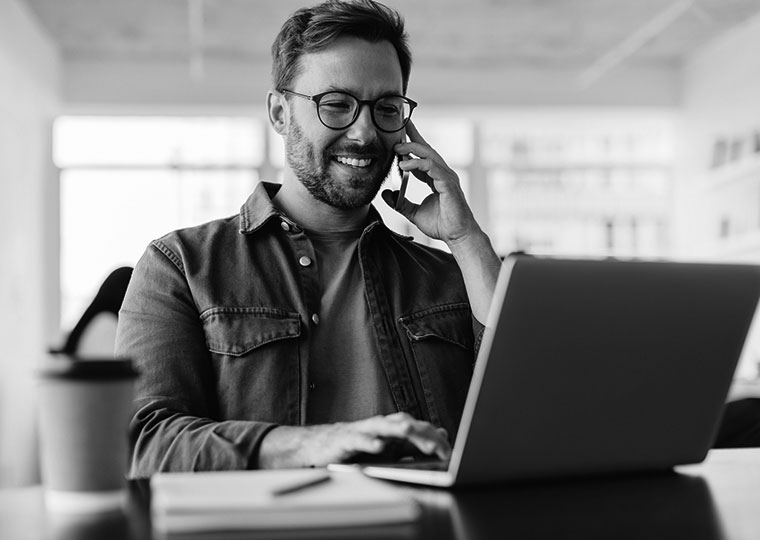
[323,85,404,98]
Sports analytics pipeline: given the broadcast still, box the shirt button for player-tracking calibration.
[308,383,316,391]
[280,221,290,232]
[311,313,320,325]
[299,256,312,267]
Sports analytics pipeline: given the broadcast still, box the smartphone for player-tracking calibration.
[395,138,409,211]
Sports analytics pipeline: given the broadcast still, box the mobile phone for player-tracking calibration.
[395,138,409,211]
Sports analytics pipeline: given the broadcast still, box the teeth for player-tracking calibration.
[336,156,372,168]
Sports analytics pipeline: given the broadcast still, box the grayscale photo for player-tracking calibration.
[1,1,760,538]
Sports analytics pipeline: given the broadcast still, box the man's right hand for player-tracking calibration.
[256,412,451,469]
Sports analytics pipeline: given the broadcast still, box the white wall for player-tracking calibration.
[674,12,760,259]
[674,12,760,380]
[0,0,61,486]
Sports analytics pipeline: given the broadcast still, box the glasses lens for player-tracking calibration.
[374,97,412,132]
[317,92,358,129]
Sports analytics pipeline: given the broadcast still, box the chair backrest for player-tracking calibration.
[60,266,133,357]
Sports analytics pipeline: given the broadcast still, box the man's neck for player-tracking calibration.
[272,176,371,233]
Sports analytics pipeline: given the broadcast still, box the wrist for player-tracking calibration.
[446,228,492,260]
[446,230,502,323]
[258,425,304,469]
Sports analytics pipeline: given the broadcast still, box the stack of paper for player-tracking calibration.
[150,468,420,534]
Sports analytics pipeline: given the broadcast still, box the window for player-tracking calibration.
[55,116,265,329]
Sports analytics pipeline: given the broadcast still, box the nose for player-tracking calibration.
[345,103,377,143]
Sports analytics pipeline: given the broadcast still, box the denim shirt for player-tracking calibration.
[116,182,483,477]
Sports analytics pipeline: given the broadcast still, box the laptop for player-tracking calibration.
[360,255,760,487]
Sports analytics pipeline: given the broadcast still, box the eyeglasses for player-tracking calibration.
[280,89,417,133]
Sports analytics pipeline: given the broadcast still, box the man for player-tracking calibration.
[116,0,501,476]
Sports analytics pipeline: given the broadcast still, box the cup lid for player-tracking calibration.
[40,355,139,381]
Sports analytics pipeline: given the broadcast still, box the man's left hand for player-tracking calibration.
[381,119,502,324]
[381,119,482,248]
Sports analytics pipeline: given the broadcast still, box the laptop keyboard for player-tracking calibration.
[374,457,450,471]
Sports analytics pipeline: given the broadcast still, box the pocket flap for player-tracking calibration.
[399,303,473,350]
[201,307,301,357]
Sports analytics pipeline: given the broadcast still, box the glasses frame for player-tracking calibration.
[279,89,417,133]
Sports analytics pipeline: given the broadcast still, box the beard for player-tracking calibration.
[284,119,394,210]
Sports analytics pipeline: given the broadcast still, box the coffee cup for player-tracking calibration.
[37,354,138,513]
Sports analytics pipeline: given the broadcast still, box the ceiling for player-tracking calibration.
[18,0,760,108]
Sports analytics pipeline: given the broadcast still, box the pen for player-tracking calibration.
[270,471,331,496]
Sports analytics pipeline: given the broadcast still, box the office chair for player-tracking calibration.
[59,266,133,357]
[715,398,760,448]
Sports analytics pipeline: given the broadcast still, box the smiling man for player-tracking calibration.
[116,0,502,476]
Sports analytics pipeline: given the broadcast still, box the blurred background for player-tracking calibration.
[2,0,760,486]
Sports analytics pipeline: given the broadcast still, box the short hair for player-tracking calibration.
[271,0,412,94]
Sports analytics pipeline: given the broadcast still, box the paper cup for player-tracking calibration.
[38,355,138,513]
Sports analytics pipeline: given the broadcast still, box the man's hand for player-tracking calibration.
[256,412,451,469]
[381,119,502,324]
[381,119,480,247]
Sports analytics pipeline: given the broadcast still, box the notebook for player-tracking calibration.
[360,255,760,487]
[150,468,419,534]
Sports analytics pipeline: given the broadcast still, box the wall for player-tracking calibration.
[674,11,760,380]
[0,0,60,486]
[674,12,760,260]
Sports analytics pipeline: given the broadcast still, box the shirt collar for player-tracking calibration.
[238,181,396,237]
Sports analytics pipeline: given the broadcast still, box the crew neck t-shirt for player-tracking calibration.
[304,228,397,424]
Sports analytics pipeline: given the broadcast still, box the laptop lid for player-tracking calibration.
[363,256,760,487]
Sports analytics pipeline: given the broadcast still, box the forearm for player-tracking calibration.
[130,398,277,477]
[447,229,502,324]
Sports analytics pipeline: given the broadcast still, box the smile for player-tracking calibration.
[335,156,373,168]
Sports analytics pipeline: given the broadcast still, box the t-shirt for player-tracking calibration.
[305,228,397,424]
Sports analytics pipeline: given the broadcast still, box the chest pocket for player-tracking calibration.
[399,303,474,435]
[400,303,474,351]
[202,307,300,356]
[200,307,301,422]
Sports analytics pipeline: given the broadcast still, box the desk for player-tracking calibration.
[1,448,759,540]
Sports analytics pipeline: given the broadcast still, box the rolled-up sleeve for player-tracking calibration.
[116,242,277,478]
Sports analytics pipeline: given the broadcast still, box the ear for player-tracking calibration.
[267,90,289,135]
